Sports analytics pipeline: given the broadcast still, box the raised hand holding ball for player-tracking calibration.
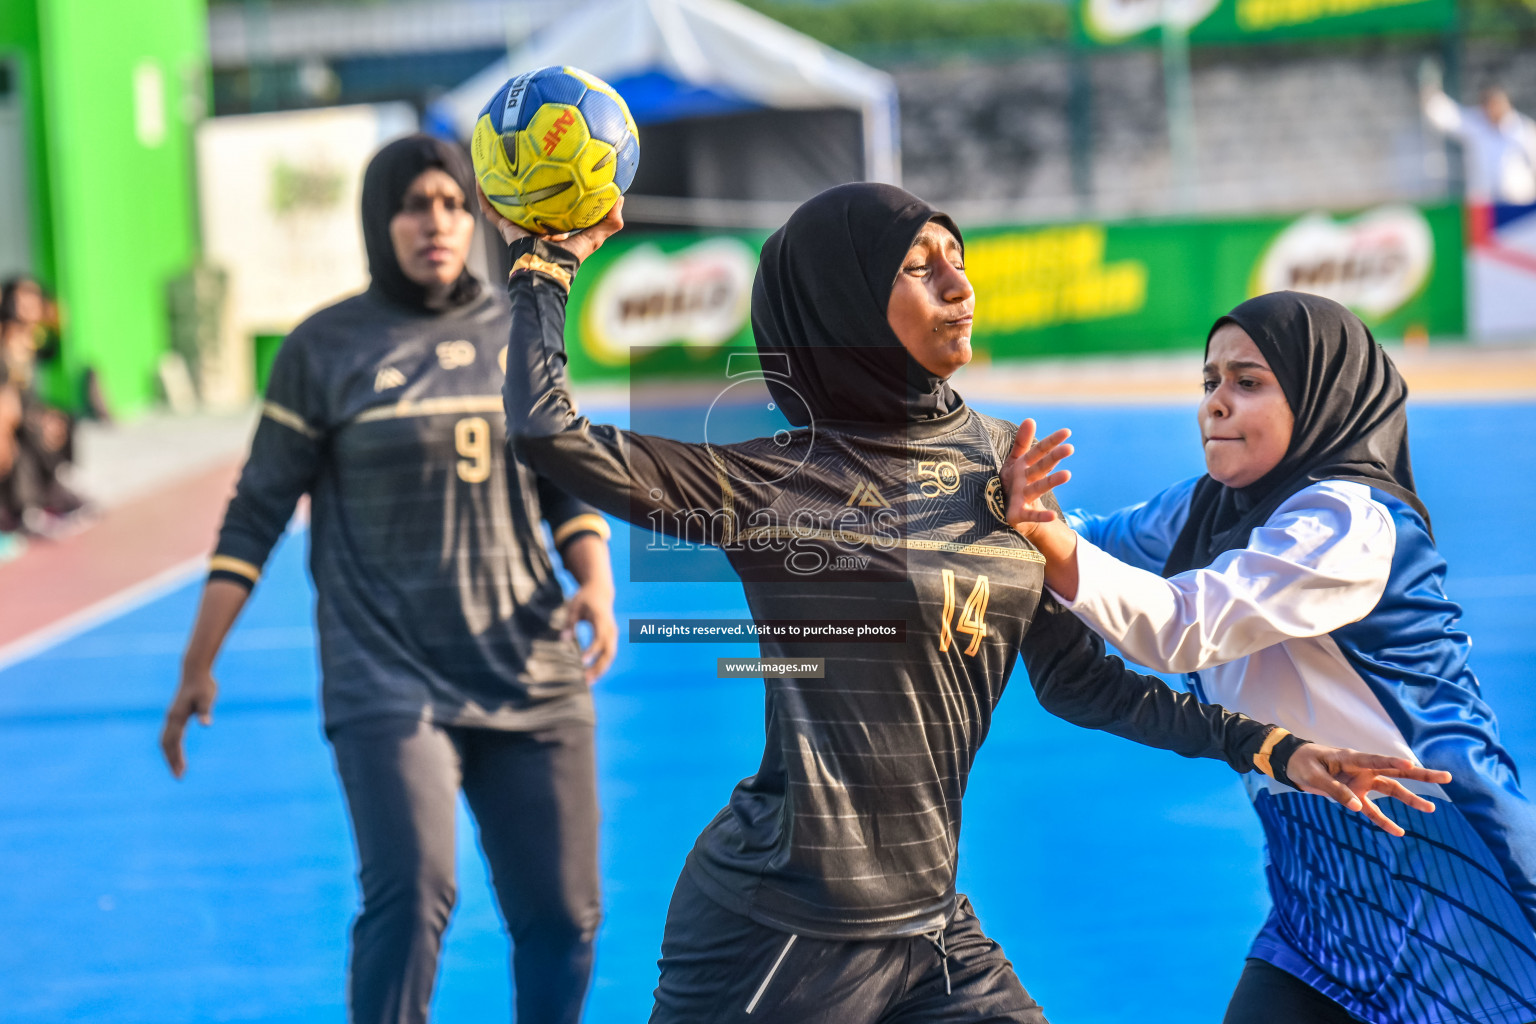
[471,65,640,235]
[476,187,625,267]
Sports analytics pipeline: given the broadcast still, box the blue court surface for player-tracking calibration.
[3,398,1534,1023]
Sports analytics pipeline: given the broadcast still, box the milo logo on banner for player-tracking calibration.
[1083,0,1220,41]
[1252,205,1433,318]
[580,238,758,367]
[1077,0,1452,43]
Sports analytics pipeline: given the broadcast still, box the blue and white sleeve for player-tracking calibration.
[1060,480,1395,674]
[1064,475,1200,573]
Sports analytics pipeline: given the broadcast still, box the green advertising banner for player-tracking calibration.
[563,202,1464,383]
[1075,0,1455,47]
[565,232,769,383]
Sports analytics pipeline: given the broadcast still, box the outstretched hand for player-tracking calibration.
[1284,744,1453,836]
[475,185,625,267]
[1001,419,1073,531]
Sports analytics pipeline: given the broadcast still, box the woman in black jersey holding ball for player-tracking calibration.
[485,182,1449,1023]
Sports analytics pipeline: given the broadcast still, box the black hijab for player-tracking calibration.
[751,183,964,427]
[361,134,482,311]
[1162,290,1430,577]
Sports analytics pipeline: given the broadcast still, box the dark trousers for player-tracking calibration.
[329,716,602,1024]
[1223,958,1362,1024]
[650,869,1047,1024]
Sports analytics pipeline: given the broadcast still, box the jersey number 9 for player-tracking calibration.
[455,416,492,483]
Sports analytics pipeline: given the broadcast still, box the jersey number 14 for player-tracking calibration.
[939,569,989,656]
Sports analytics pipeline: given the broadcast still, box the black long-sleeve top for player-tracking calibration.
[503,238,1283,940]
[213,287,607,731]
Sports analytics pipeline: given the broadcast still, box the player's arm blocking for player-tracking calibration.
[1020,597,1448,835]
[1006,421,1452,834]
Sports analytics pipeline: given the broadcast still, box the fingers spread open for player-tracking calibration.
[1035,427,1072,456]
[1378,766,1454,784]
[1026,445,1074,483]
[1333,751,1414,771]
[1010,470,1071,513]
[1311,774,1365,813]
[1008,419,1037,461]
[1358,796,1407,837]
[1371,777,1437,813]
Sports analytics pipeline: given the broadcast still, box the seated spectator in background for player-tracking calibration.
[0,364,27,560]
[26,283,111,423]
[1422,83,1536,204]
[0,275,87,536]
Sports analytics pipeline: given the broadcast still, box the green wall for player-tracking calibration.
[0,0,57,285]
[0,0,205,416]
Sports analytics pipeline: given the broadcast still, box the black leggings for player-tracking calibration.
[330,716,602,1024]
[1223,958,1362,1024]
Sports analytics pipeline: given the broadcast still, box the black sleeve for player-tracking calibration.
[1020,591,1296,776]
[501,237,735,537]
[210,334,324,590]
[535,472,611,551]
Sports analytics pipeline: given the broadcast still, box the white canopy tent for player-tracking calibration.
[427,0,900,222]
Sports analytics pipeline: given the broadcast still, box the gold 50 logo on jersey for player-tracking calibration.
[436,340,477,370]
[917,460,961,497]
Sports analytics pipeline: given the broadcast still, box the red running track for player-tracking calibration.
[0,460,241,658]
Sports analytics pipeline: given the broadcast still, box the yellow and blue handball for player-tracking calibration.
[471,66,640,235]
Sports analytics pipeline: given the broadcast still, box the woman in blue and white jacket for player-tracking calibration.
[1006,291,1536,1024]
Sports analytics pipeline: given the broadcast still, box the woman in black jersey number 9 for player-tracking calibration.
[163,137,619,1024]
[487,182,1450,1023]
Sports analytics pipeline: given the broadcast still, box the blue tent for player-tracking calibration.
[427,0,900,223]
